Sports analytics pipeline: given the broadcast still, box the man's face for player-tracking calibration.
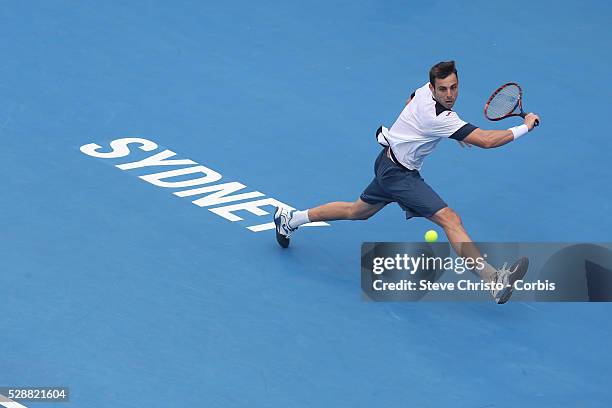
[429,73,459,109]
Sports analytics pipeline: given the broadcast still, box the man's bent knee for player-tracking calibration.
[348,206,371,220]
[430,207,462,228]
[349,200,382,220]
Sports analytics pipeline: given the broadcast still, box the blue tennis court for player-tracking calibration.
[2,1,611,407]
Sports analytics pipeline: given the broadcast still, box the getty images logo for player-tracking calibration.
[79,137,328,233]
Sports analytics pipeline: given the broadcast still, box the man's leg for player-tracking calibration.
[275,162,391,248]
[307,199,386,222]
[428,207,529,304]
[428,207,495,281]
[273,199,385,248]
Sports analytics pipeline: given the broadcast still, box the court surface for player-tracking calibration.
[2,1,611,407]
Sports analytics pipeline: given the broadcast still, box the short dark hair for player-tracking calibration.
[429,61,458,86]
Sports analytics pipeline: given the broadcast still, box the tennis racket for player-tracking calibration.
[484,82,539,126]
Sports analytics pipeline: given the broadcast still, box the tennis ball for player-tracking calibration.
[424,230,438,243]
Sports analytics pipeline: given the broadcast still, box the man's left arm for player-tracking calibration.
[462,113,540,149]
[434,111,540,148]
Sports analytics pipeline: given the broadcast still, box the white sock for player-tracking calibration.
[289,210,310,229]
[481,262,498,282]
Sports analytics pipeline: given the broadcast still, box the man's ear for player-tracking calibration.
[428,83,434,93]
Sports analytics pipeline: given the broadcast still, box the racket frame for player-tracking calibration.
[483,82,527,121]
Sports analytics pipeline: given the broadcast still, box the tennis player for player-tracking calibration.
[274,61,540,304]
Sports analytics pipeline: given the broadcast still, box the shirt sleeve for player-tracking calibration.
[429,111,477,141]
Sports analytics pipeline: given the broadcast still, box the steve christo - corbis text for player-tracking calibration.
[371,279,556,292]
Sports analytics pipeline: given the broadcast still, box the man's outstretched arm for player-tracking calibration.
[464,113,540,149]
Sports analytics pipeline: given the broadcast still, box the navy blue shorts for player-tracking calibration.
[360,149,447,219]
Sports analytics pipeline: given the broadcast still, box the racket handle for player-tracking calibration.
[521,112,540,127]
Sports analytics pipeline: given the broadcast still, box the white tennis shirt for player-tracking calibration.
[378,82,477,171]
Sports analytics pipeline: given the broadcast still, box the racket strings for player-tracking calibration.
[486,85,520,119]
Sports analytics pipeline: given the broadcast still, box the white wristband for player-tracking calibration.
[509,124,529,140]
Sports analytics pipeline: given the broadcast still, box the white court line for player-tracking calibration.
[247,221,328,232]
[0,394,28,408]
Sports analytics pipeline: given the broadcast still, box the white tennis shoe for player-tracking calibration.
[274,207,298,248]
[491,257,529,304]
